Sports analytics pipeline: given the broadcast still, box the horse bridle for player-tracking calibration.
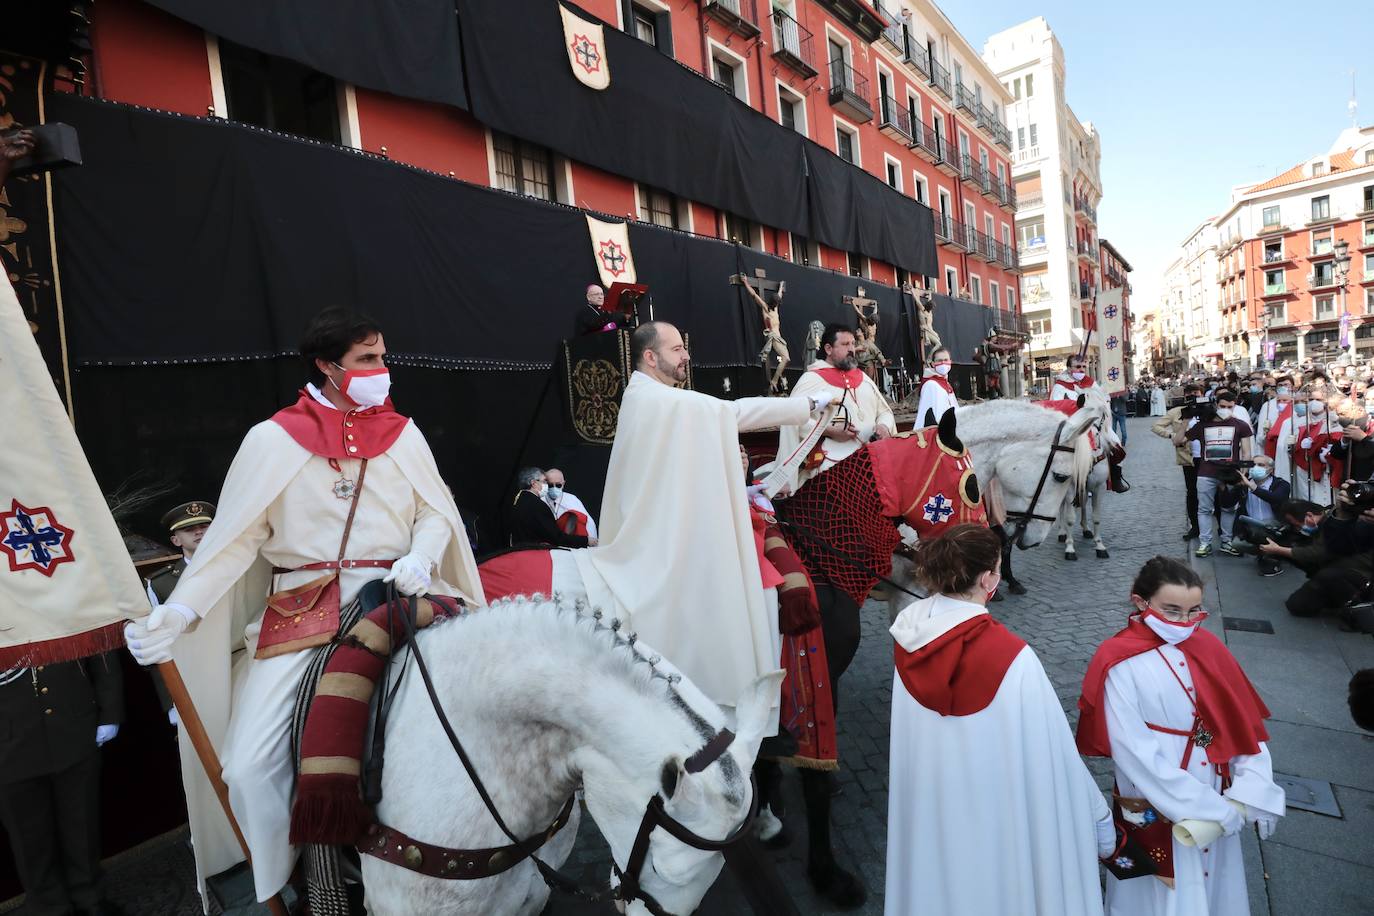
[377,586,755,916]
[1004,419,1077,545]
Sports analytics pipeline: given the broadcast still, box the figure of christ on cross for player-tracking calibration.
[846,287,887,385]
[737,273,791,394]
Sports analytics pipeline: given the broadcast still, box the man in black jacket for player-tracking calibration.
[0,653,124,916]
[1232,455,1291,575]
[507,467,594,548]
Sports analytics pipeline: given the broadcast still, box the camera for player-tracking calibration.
[1212,459,1255,486]
[1232,518,1294,555]
[1181,401,1215,421]
[1344,479,1374,510]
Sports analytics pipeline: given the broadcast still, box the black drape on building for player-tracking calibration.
[144,0,467,108]
[927,293,995,365]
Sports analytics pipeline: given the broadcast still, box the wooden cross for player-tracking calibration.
[730,267,783,303]
[843,285,877,315]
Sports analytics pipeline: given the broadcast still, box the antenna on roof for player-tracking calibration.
[1349,68,1358,128]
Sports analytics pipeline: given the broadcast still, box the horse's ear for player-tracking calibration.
[923,408,937,428]
[1076,393,1086,409]
[937,409,963,453]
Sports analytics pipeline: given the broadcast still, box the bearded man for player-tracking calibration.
[774,323,894,494]
[122,308,484,906]
[574,321,831,719]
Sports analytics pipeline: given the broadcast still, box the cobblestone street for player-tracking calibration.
[77,417,1374,915]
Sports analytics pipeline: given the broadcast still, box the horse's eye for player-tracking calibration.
[1052,472,1069,483]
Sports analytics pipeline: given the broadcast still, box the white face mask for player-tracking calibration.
[1142,606,1205,645]
[1216,407,1233,420]
[332,363,391,408]
[934,363,952,376]
[1309,400,1326,415]
[1071,370,1086,381]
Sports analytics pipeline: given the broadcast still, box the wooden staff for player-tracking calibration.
[158,660,289,916]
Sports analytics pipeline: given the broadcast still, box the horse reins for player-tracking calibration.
[373,585,755,916]
[1004,419,1078,545]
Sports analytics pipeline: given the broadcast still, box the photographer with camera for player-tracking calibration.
[1153,382,1207,540]
[1173,389,1253,557]
[1253,493,1374,619]
[1232,455,1291,576]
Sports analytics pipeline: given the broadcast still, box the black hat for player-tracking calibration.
[161,501,215,533]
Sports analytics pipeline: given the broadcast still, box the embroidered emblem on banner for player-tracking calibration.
[559,5,611,90]
[0,500,75,576]
[1106,335,1119,350]
[1105,304,1118,320]
[585,215,637,287]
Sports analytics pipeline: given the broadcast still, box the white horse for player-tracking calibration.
[363,596,781,916]
[1053,388,1120,560]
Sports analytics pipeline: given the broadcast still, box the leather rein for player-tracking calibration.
[364,585,755,916]
[1004,419,1079,544]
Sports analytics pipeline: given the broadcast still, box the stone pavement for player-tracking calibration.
[66,416,1373,915]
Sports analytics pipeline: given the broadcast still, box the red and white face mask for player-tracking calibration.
[332,364,391,409]
[1139,605,1206,645]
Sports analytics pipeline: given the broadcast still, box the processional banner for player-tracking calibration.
[586,214,637,287]
[1095,287,1127,395]
[559,4,611,91]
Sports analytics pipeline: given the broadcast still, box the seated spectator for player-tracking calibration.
[1259,497,1373,618]
[507,467,593,548]
[1231,455,1290,576]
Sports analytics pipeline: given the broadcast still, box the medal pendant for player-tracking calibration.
[332,477,357,501]
[1192,725,1213,749]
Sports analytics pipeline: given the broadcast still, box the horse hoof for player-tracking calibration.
[1064,551,1077,561]
[1008,580,1027,595]
[1096,549,1110,559]
[807,863,868,910]
[1057,534,1067,543]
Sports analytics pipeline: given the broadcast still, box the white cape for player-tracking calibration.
[886,595,1108,915]
[915,373,959,426]
[575,372,807,707]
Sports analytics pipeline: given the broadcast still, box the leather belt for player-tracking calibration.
[272,559,395,575]
[359,795,575,879]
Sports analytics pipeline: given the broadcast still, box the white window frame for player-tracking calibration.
[789,232,820,267]
[945,265,958,295]
[707,39,749,104]
[824,25,854,71]
[1006,286,1016,310]
[633,182,692,232]
[484,129,574,204]
[911,170,929,206]
[834,115,861,167]
[1001,223,1012,249]
[884,153,904,193]
[775,80,808,136]
[990,280,1000,306]
[970,273,983,303]
[905,89,923,131]
[938,188,953,218]
[1315,294,1335,320]
[984,213,995,239]
[875,61,896,115]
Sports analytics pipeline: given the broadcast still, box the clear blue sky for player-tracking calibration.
[950,1,1374,314]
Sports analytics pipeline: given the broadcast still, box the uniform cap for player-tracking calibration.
[162,501,216,533]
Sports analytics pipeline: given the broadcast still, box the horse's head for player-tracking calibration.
[995,407,1098,548]
[866,409,985,538]
[576,665,783,916]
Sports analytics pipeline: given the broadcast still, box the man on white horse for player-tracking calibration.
[774,323,893,494]
[575,321,830,720]
[1051,354,1098,401]
[122,308,485,906]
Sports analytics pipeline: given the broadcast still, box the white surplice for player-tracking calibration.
[773,361,894,492]
[914,372,959,426]
[1151,388,1168,417]
[1103,646,1284,916]
[885,595,1109,916]
[575,371,808,711]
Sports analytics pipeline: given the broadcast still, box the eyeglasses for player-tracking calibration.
[1157,607,1206,622]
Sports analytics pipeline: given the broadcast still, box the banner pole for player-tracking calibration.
[157,660,289,916]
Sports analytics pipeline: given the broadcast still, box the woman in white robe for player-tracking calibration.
[886,524,1113,916]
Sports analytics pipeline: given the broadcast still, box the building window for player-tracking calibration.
[722,211,757,247]
[713,55,741,99]
[1263,239,1283,263]
[895,267,909,287]
[836,123,857,164]
[1264,268,1284,290]
[789,232,818,266]
[912,172,928,205]
[1315,294,1335,319]
[638,184,678,229]
[970,275,982,303]
[1312,261,1335,286]
[492,132,556,200]
[1006,287,1016,310]
[1019,218,1044,248]
[1027,311,1051,336]
[219,39,340,143]
[1025,73,1034,96]
[885,157,902,191]
[778,85,806,134]
[847,250,866,277]
[1364,184,1374,212]
[990,280,999,306]
[1017,126,1025,149]
[1269,302,1286,323]
[1311,195,1331,221]
[1366,288,1374,314]
[945,266,958,294]
[1012,77,1021,99]
[1311,228,1333,256]
[1366,219,1374,245]
[625,2,672,55]
[1262,205,1280,227]
[1028,123,1038,146]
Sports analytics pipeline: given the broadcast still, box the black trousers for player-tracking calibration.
[1182,465,1199,530]
[1286,556,1372,617]
[0,752,103,916]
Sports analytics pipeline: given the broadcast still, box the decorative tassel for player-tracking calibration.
[290,775,373,845]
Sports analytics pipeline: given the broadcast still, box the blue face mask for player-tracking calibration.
[1295,402,1308,417]
[1301,524,1318,535]
[1249,467,1269,481]
[1250,385,1261,393]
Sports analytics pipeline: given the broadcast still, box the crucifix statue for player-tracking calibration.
[732,269,790,394]
[907,282,943,359]
[844,285,887,382]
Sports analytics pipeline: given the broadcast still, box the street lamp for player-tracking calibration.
[1334,239,1352,354]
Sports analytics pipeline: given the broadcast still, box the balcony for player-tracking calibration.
[1262,282,1289,298]
[903,37,931,81]
[1307,272,1340,290]
[959,153,986,188]
[1018,193,1044,210]
[1262,249,1291,265]
[938,216,972,251]
[878,95,913,143]
[931,135,959,175]
[954,83,977,114]
[1000,182,1017,210]
[1002,244,1020,272]
[1364,227,1374,249]
[828,58,873,123]
[970,228,996,262]
[879,10,906,55]
[1074,196,1097,223]
[981,171,1003,202]
[1258,220,1286,237]
[770,9,817,78]
[911,119,940,162]
[700,0,761,38]
[1309,242,1335,260]
[1018,240,1049,262]
[1079,281,1094,301]
[928,56,952,99]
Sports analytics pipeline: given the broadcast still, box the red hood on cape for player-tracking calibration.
[1264,404,1293,459]
[1076,615,1270,764]
[894,615,1026,716]
[1057,375,1096,389]
[813,366,866,390]
[271,390,410,460]
[921,372,955,394]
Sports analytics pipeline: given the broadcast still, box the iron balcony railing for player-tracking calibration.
[954,83,977,113]
[770,8,817,77]
[878,95,914,142]
[1080,281,1094,300]
[1264,282,1287,296]
[993,308,1030,336]
[701,0,761,36]
[828,57,873,119]
[960,153,987,187]
[928,56,952,98]
[1001,181,1017,209]
[1264,250,1287,264]
[905,36,931,80]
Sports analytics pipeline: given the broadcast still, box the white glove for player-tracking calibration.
[95,724,119,746]
[1300,436,1313,450]
[168,707,179,727]
[1094,811,1117,859]
[124,603,197,666]
[384,551,432,596]
[1227,799,1280,840]
[1220,798,1247,837]
[809,392,836,413]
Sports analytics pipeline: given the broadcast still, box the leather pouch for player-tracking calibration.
[255,572,341,659]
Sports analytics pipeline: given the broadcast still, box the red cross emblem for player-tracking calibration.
[598,239,628,277]
[570,34,602,74]
[0,500,76,577]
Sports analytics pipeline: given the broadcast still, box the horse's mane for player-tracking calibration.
[956,399,1095,490]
